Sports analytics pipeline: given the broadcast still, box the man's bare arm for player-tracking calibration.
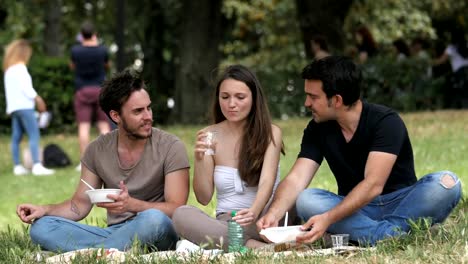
[17,166,97,223]
[257,158,320,230]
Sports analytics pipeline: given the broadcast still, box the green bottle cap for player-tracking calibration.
[231,210,236,217]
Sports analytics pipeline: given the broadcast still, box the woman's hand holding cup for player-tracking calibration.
[194,130,218,160]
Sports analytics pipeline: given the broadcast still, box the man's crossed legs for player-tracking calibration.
[296,171,462,245]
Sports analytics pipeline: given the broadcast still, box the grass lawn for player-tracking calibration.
[0,110,467,263]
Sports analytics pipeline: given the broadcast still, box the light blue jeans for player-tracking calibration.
[11,109,41,165]
[30,209,178,252]
[296,171,462,245]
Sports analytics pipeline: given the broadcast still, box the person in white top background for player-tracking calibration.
[433,27,468,108]
[172,65,284,251]
[2,39,54,176]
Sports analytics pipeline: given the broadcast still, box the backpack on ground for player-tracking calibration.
[43,144,72,168]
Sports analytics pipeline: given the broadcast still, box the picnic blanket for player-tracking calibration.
[43,241,373,263]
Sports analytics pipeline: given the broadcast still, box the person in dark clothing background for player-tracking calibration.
[70,21,111,171]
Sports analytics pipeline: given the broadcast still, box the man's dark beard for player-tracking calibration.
[122,120,152,140]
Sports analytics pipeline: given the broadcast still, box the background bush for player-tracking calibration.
[361,56,446,111]
[259,56,447,122]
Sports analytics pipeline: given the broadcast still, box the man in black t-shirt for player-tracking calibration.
[257,56,462,245]
[70,21,111,171]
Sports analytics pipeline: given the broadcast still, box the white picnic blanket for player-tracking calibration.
[44,241,372,263]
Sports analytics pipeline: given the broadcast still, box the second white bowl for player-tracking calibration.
[260,225,308,243]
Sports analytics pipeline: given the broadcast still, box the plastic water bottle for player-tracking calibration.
[228,210,244,252]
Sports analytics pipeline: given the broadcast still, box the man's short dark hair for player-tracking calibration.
[80,21,95,39]
[99,70,148,123]
[301,56,361,106]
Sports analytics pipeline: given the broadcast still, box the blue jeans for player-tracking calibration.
[30,209,178,252]
[11,109,41,165]
[296,171,462,245]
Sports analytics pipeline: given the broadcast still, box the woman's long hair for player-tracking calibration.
[2,39,32,71]
[212,65,283,186]
[356,26,377,56]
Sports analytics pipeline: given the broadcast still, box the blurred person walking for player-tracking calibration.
[392,39,411,61]
[354,26,378,64]
[410,37,430,60]
[70,21,111,171]
[410,37,432,78]
[433,27,468,108]
[311,35,331,60]
[2,39,54,176]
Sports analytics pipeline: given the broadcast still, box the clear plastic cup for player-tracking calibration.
[204,131,217,155]
[331,234,349,249]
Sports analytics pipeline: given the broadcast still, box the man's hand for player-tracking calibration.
[17,204,46,224]
[256,212,280,242]
[296,213,332,244]
[97,181,132,214]
[256,211,280,230]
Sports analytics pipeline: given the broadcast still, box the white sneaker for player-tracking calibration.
[32,163,55,176]
[14,165,29,176]
[75,164,81,172]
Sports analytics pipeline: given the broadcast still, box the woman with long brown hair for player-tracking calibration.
[173,65,284,250]
[3,39,54,176]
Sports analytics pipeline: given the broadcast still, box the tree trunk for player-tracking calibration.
[115,0,126,72]
[0,6,6,27]
[172,0,223,124]
[43,0,62,56]
[295,0,353,59]
[138,1,174,124]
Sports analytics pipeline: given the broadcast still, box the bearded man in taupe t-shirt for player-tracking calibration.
[17,71,190,252]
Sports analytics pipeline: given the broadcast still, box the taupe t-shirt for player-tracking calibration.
[82,127,190,226]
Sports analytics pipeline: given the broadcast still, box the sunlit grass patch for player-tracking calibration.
[0,110,467,263]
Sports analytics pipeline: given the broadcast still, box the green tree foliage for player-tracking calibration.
[344,0,436,45]
[0,0,466,127]
[0,0,44,47]
[221,0,308,119]
[423,0,468,23]
[0,0,123,64]
[295,0,353,57]
[344,0,468,46]
[28,55,75,130]
[361,56,444,111]
[222,0,304,73]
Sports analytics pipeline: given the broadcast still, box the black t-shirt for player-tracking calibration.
[71,44,108,90]
[298,102,416,195]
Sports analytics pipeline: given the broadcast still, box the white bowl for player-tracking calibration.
[85,189,121,203]
[260,225,308,243]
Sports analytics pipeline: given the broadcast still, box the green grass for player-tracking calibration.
[0,110,467,263]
